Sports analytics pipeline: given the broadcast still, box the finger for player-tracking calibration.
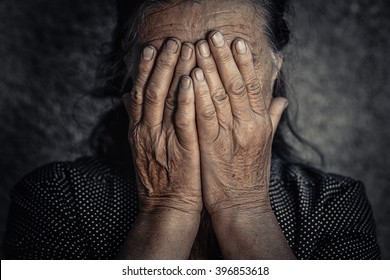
[192,68,219,142]
[232,38,267,115]
[175,76,198,149]
[208,31,252,121]
[143,38,181,127]
[123,46,156,128]
[164,43,196,125]
[196,40,232,128]
[268,97,288,138]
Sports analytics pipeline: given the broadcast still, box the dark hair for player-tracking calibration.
[90,0,318,173]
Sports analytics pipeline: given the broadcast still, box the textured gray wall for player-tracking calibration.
[0,0,389,258]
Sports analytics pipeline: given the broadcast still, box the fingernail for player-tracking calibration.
[283,101,289,109]
[235,39,247,54]
[142,46,155,61]
[181,44,193,60]
[165,39,179,53]
[181,76,191,89]
[211,31,225,48]
[194,69,205,81]
[198,41,210,57]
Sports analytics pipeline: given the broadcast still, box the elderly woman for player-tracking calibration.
[4,0,381,259]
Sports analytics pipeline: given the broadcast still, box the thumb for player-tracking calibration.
[268,97,288,138]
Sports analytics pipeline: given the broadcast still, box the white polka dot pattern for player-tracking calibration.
[3,157,381,259]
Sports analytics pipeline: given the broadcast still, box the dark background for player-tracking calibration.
[0,0,389,259]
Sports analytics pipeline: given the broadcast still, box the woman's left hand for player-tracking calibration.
[193,31,287,217]
[192,31,294,259]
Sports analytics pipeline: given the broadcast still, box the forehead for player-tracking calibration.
[137,0,268,51]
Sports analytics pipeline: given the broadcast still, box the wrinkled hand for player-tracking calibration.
[192,31,288,217]
[120,34,293,259]
[123,39,202,216]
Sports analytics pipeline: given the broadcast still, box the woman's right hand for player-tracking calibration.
[119,39,201,259]
[125,39,202,215]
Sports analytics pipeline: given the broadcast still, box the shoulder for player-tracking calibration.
[270,158,365,204]
[11,157,109,202]
[270,158,380,259]
[5,157,137,259]
[270,157,373,224]
[22,156,116,180]
[14,157,121,192]
[11,156,137,217]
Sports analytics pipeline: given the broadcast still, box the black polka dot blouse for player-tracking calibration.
[3,157,381,259]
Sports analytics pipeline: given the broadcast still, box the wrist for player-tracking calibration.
[210,202,273,232]
[210,207,295,259]
[138,193,203,216]
[204,179,271,216]
[208,190,272,218]
[137,208,202,232]
[117,208,201,259]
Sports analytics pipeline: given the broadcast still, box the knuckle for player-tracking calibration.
[131,89,143,104]
[201,107,217,121]
[228,78,246,96]
[201,62,217,75]
[218,49,233,63]
[165,94,176,111]
[155,57,176,71]
[247,78,261,93]
[173,62,185,74]
[138,67,150,81]
[134,71,149,90]
[212,88,228,103]
[178,93,192,106]
[237,53,253,67]
[175,113,191,127]
[145,85,163,104]
[175,61,192,75]
[196,85,211,96]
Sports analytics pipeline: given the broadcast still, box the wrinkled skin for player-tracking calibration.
[119,0,294,259]
[193,31,285,216]
[124,39,202,215]
[125,0,283,217]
